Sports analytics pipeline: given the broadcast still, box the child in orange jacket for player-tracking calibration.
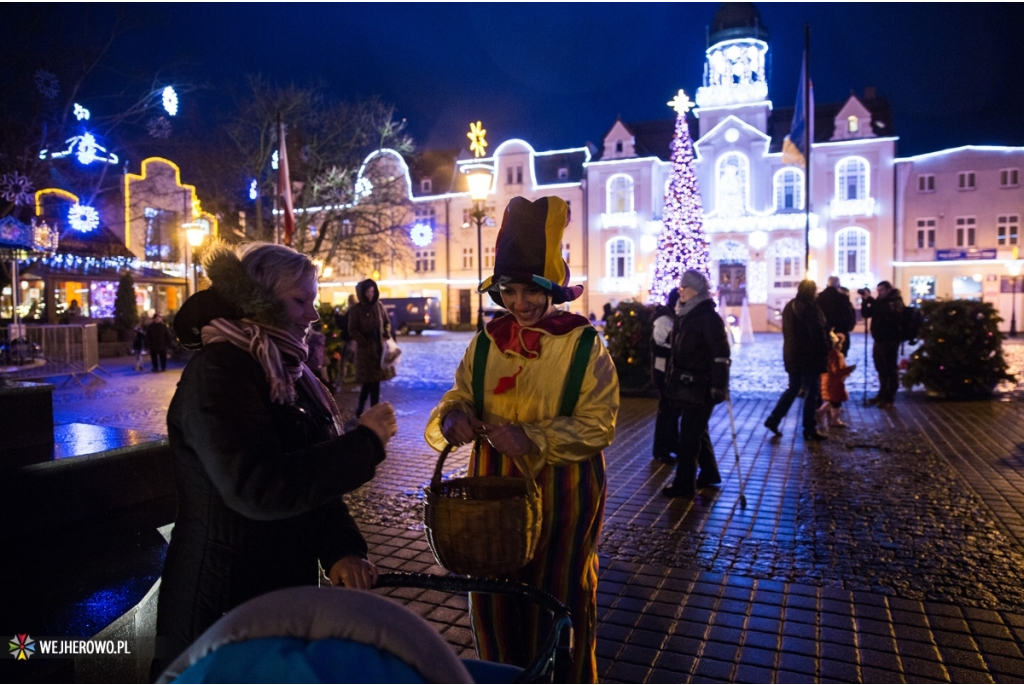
[817,332,856,428]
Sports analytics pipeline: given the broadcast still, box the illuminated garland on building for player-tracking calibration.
[651,91,710,304]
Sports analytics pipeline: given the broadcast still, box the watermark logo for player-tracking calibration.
[9,634,35,660]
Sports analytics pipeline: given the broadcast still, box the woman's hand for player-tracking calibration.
[441,410,483,447]
[328,555,378,589]
[481,422,535,457]
[358,402,397,447]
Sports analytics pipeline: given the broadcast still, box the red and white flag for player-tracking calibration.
[277,116,295,246]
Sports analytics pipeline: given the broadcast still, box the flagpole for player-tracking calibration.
[804,23,811,276]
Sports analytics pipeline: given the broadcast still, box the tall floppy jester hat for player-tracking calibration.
[479,196,583,306]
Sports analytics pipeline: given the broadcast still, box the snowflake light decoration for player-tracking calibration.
[0,172,35,206]
[162,86,178,116]
[68,203,100,232]
[34,70,59,99]
[76,133,99,165]
[467,121,488,158]
[410,223,434,247]
[73,103,91,121]
[249,180,258,200]
[355,177,373,198]
[147,116,172,139]
[271,150,279,170]
[667,89,695,116]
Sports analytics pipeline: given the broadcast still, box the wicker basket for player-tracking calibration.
[423,443,543,577]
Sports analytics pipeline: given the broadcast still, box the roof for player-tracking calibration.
[21,259,184,284]
[407,148,462,197]
[710,2,770,45]
[596,116,700,162]
[533,149,588,184]
[56,225,135,258]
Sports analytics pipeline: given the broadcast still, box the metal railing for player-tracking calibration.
[1,324,105,386]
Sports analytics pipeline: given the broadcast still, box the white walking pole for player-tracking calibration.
[725,394,747,509]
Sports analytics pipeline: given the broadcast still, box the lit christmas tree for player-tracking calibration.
[651,89,710,304]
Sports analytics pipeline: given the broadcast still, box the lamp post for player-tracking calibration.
[186,226,205,295]
[464,164,493,332]
[1007,250,1022,337]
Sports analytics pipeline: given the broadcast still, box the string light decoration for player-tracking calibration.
[162,86,178,116]
[68,203,100,232]
[34,69,59,99]
[73,103,90,121]
[147,116,172,139]
[249,179,258,200]
[651,90,710,304]
[1,172,34,206]
[467,121,488,158]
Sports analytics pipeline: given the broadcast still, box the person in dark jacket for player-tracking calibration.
[145,314,174,372]
[152,241,397,676]
[662,270,731,498]
[651,288,681,462]
[764,279,831,441]
[816,276,857,355]
[348,279,392,417]
[860,280,905,408]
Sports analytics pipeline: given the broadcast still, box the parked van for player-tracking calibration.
[380,297,443,335]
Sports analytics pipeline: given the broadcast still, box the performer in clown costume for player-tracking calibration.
[425,196,619,683]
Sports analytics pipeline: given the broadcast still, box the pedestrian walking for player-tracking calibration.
[859,280,905,408]
[348,279,391,417]
[651,289,681,463]
[132,322,146,371]
[660,270,730,498]
[764,279,831,440]
[152,241,397,677]
[145,314,174,372]
[425,196,619,683]
[816,276,856,356]
[816,331,856,429]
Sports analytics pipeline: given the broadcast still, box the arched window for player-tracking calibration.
[835,157,869,201]
[607,237,634,279]
[836,227,870,275]
[773,168,805,211]
[716,152,749,216]
[606,174,634,214]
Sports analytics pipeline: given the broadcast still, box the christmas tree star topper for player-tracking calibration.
[668,89,695,116]
[467,121,488,158]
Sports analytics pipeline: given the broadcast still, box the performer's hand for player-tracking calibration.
[442,410,482,447]
[481,422,535,457]
[328,555,378,589]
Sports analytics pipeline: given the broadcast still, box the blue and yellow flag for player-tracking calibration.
[782,53,813,168]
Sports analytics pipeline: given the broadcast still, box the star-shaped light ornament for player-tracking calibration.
[668,89,695,116]
[467,121,488,158]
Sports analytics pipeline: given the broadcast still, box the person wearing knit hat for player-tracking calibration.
[426,196,619,683]
[661,269,731,498]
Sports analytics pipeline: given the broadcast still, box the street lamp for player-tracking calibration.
[1007,248,1022,337]
[464,164,493,332]
[186,225,206,295]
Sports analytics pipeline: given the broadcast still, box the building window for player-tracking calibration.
[774,256,799,278]
[958,171,976,190]
[836,226,869,275]
[462,247,474,269]
[916,218,936,249]
[835,157,869,201]
[606,238,634,279]
[909,275,936,303]
[1000,168,1020,188]
[955,216,976,247]
[773,167,804,211]
[615,140,623,153]
[716,152,749,215]
[483,245,495,268]
[420,179,432,194]
[847,115,859,133]
[415,250,435,272]
[918,174,935,192]
[606,174,634,214]
[143,207,179,261]
[414,204,436,228]
[461,206,495,228]
[998,215,1019,246]
[557,167,569,181]
[562,242,571,263]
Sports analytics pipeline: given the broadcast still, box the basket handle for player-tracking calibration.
[432,439,539,497]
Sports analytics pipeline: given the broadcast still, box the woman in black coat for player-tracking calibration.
[347,278,391,417]
[662,270,731,498]
[153,242,397,675]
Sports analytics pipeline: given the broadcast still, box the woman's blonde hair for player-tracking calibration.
[236,242,317,299]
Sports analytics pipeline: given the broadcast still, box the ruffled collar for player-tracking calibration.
[485,311,591,359]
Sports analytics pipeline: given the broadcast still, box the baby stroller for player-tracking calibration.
[156,572,572,684]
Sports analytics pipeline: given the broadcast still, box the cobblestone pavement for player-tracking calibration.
[42,331,1024,683]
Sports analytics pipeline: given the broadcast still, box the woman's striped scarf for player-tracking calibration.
[202,318,343,435]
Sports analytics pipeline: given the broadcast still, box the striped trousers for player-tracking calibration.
[468,443,606,684]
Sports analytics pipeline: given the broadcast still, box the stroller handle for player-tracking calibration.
[375,572,573,684]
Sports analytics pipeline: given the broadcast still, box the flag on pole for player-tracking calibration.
[277,116,295,246]
[782,53,813,168]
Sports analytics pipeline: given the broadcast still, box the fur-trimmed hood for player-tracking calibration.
[174,241,289,348]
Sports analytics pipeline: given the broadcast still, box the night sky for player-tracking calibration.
[5,2,1024,158]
